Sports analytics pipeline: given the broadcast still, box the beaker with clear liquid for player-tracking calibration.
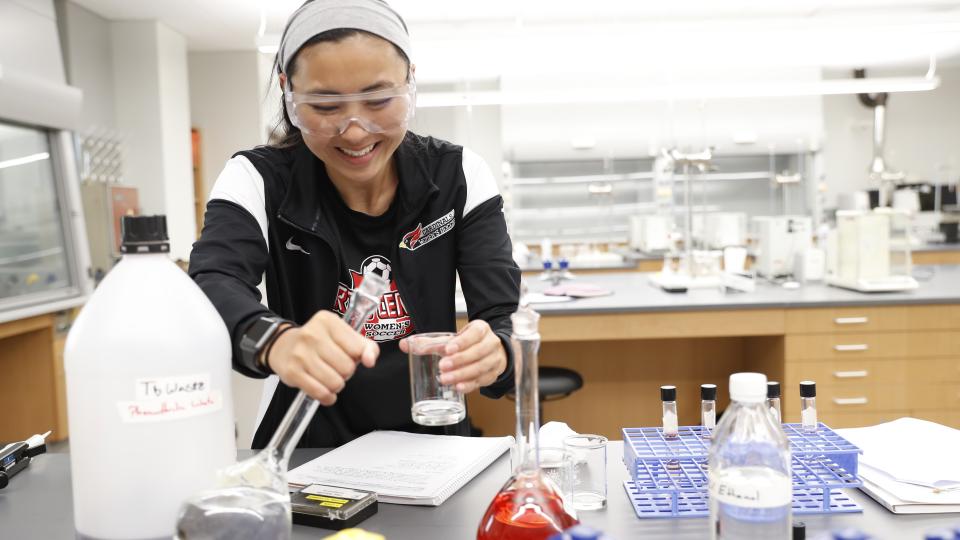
[175,270,388,540]
[476,304,579,540]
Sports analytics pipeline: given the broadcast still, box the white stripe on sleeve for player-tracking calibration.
[208,156,270,252]
[461,147,500,217]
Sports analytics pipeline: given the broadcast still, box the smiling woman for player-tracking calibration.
[187,0,521,449]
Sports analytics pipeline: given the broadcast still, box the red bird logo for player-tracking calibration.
[399,223,423,250]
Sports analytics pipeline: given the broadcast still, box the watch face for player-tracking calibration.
[245,317,282,351]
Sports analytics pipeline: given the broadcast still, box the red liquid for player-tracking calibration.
[477,473,579,540]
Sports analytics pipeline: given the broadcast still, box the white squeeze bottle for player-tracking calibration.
[709,372,792,540]
[65,215,236,539]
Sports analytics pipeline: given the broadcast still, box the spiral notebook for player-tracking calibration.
[287,430,512,506]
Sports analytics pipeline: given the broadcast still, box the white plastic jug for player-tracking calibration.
[65,215,236,539]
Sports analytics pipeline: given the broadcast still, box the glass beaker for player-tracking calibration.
[407,332,466,426]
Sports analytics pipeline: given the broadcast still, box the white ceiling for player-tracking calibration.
[69,0,960,82]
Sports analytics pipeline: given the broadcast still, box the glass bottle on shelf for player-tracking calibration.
[477,304,579,540]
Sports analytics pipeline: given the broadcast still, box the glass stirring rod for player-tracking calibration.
[225,269,389,490]
[175,270,388,540]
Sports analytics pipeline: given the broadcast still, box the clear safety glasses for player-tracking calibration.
[284,80,416,137]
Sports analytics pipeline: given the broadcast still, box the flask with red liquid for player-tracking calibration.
[477,304,579,540]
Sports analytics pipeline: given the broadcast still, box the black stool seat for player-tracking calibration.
[538,366,584,400]
[507,366,584,401]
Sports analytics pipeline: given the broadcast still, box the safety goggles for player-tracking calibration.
[284,80,416,137]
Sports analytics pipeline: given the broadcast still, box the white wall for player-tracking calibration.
[822,65,960,205]
[500,66,825,161]
[257,51,283,144]
[188,51,263,199]
[188,51,268,447]
[111,20,196,260]
[57,1,114,131]
[410,80,505,188]
[0,0,65,83]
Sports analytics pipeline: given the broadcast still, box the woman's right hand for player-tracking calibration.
[264,310,379,405]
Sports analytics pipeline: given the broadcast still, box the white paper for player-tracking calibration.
[287,431,511,506]
[836,417,960,488]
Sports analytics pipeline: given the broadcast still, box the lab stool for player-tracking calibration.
[507,366,584,421]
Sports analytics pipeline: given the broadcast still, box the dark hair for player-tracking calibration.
[270,28,411,148]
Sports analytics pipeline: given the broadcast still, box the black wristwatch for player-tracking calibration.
[240,316,289,372]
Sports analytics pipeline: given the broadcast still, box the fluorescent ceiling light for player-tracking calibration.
[0,152,49,170]
[416,75,940,108]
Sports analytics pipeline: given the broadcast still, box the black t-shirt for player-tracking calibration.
[312,187,443,438]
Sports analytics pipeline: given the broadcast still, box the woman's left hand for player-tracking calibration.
[399,320,507,393]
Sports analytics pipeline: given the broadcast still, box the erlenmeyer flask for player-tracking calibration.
[477,304,578,540]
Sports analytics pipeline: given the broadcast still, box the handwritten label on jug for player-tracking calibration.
[135,374,210,399]
[117,374,222,423]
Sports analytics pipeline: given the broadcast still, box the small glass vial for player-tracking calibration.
[767,381,782,423]
[800,381,817,432]
[661,385,678,438]
[700,384,716,439]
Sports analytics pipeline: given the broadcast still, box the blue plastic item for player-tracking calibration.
[621,422,863,519]
[924,529,956,540]
[558,258,569,270]
[547,524,610,540]
[543,260,554,270]
[831,527,870,540]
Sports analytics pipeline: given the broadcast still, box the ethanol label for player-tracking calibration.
[118,374,222,423]
[709,467,792,508]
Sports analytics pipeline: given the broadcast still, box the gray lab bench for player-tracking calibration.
[3,446,957,539]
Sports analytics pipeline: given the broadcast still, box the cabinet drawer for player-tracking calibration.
[786,359,908,386]
[786,305,960,334]
[911,409,960,429]
[786,307,909,334]
[786,331,958,361]
[782,383,907,414]
[907,384,960,410]
[906,357,960,383]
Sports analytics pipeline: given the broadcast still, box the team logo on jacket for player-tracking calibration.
[332,255,414,342]
[399,210,455,251]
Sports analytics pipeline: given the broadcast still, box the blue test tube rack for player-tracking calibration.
[621,423,863,519]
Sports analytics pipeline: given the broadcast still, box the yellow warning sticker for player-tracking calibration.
[319,501,344,508]
[306,495,349,504]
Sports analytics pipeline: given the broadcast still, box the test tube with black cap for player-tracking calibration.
[800,381,817,432]
[700,384,716,439]
[767,381,782,423]
[792,521,805,540]
[661,385,678,439]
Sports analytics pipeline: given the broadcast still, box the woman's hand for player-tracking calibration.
[266,311,379,405]
[401,320,507,394]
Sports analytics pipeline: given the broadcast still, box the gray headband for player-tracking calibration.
[278,0,411,75]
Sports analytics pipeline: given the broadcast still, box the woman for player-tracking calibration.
[188,0,520,448]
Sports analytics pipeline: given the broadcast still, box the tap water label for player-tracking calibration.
[135,373,211,399]
[117,373,223,423]
[709,467,792,508]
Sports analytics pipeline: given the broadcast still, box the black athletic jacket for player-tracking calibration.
[188,133,520,448]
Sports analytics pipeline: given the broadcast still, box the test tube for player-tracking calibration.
[767,381,782,423]
[700,384,716,439]
[661,385,678,438]
[800,381,817,432]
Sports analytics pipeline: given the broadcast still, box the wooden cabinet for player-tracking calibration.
[783,305,960,429]
[0,314,68,442]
